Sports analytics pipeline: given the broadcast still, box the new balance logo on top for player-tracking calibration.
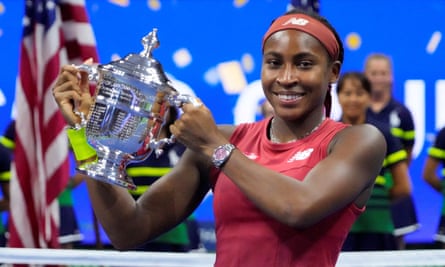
[288,148,314,163]
[244,152,258,160]
[283,18,309,26]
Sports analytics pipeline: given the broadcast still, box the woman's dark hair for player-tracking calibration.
[336,72,371,95]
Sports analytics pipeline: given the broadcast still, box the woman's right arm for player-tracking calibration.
[53,65,210,250]
[85,149,210,250]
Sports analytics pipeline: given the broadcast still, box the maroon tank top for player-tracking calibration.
[211,118,363,267]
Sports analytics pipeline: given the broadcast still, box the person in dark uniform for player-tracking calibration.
[58,171,85,248]
[0,121,15,151]
[0,120,15,247]
[0,124,12,247]
[336,72,412,251]
[422,126,445,247]
[364,53,419,249]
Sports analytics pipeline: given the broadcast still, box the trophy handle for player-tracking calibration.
[74,64,99,82]
[168,94,201,108]
[150,94,201,157]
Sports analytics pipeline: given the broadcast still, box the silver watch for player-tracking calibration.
[212,144,236,169]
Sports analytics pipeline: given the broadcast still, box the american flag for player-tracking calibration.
[8,0,98,251]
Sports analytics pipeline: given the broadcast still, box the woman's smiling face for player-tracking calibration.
[261,29,339,121]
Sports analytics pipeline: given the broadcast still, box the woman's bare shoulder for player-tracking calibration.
[331,123,386,154]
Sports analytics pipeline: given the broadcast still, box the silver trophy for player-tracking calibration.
[75,28,199,190]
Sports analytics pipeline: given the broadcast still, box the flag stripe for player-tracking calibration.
[9,0,99,253]
[63,23,97,45]
[60,3,90,22]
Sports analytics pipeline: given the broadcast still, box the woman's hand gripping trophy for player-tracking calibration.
[53,59,94,128]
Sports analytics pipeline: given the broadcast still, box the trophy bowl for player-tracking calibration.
[75,28,199,190]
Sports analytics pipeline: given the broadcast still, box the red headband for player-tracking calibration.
[262,14,340,60]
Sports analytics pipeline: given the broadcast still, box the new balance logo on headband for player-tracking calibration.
[262,14,340,60]
[283,18,309,26]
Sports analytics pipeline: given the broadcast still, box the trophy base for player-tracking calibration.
[77,162,137,191]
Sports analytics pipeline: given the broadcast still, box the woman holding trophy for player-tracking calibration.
[53,8,386,267]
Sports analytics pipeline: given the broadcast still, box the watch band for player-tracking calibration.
[212,143,236,169]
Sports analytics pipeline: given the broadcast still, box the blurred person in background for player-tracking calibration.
[364,53,419,249]
[58,172,85,249]
[422,126,445,248]
[0,121,14,247]
[336,72,411,251]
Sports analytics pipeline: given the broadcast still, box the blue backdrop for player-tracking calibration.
[0,0,444,247]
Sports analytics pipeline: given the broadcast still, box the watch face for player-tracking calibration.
[215,147,229,160]
[212,144,235,168]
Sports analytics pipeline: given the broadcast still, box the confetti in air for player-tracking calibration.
[426,31,441,54]
[147,0,161,11]
[173,48,192,68]
[0,2,5,14]
[233,0,249,8]
[241,53,255,73]
[109,0,129,7]
[111,53,122,61]
[204,68,220,86]
[217,61,248,94]
[345,32,361,50]
[0,89,5,106]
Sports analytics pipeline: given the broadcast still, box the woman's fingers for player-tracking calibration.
[53,64,93,126]
[79,70,90,94]
[53,83,83,126]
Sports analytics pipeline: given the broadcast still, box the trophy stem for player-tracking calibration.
[76,144,136,190]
